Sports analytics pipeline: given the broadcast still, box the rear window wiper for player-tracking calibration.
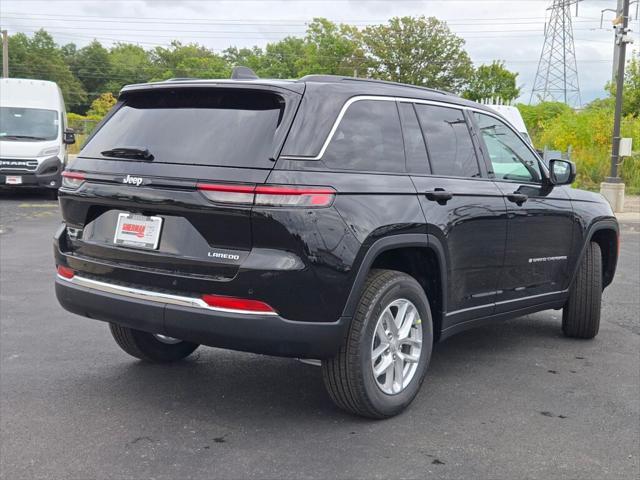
[100,147,154,161]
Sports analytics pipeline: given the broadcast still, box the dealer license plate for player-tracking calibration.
[5,176,22,185]
[114,213,163,250]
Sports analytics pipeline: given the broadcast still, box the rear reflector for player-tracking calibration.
[201,294,276,314]
[57,265,75,279]
[196,183,335,208]
[61,171,86,189]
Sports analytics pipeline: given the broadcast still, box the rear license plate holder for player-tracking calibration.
[114,213,163,250]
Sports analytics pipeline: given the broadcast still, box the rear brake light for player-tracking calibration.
[196,183,255,205]
[61,171,86,189]
[255,185,335,207]
[57,265,75,279]
[196,183,335,208]
[201,294,276,314]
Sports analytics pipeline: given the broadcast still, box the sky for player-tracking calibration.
[0,0,639,104]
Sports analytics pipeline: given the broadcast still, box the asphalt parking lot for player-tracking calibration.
[1,190,638,480]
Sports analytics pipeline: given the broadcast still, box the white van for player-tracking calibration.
[484,104,533,145]
[0,78,75,194]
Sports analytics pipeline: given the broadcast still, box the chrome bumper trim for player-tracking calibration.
[57,274,278,316]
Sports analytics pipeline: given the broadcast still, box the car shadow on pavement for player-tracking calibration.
[0,189,56,200]
[66,312,577,423]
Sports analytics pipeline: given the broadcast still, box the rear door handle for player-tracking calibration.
[424,189,453,204]
[507,193,528,205]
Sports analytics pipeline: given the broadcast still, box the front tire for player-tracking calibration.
[562,242,602,339]
[109,324,199,362]
[322,269,433,419]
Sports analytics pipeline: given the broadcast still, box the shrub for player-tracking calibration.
[519,103,640,194]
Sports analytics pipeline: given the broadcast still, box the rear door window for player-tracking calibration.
[81,89,285,168]
[321,99,404,173]
[415,104,480,178]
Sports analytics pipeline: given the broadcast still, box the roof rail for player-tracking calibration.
[231,66,259,80]
[297,74,453,96]
[164,78,198,82]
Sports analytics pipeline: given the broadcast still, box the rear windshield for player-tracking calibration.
[81,89,285,168]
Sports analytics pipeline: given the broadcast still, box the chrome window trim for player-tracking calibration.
[57,274,279,316]
[280,95,396,161]
[279,95,546,176]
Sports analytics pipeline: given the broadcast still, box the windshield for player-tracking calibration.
[81,89,285,168]
[0,107,60,141]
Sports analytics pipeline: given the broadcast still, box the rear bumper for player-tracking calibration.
[55,275,349,359]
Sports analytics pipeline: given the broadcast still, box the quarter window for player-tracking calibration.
[415,105,480,178]
[474,112,542,183]
[322,99,404,173]
[398,102,429,174]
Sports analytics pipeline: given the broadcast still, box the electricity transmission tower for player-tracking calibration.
[530,0,582,107]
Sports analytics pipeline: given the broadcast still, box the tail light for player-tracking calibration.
[61,171,86,189]
[201,294,277,314]
[57,265,75,279]
[197,183,335,208]
[254,186,335,207]
[196,183,256,205]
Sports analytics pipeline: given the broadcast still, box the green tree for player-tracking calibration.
[223,46,264,74]
[361,16,473,93]
[60,42,77,65]
[2,30,87,112]
[70,40,112,109]
[86,92,117,117]
[105,43,156,93]
[463,61,521,103]
[297,18,368,77]
[261,37,306,78]
[151,41,230,80]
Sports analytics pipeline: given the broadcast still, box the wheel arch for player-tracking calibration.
[572,219,619,289]
[341,234,448,341]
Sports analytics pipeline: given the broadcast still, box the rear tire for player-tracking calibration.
[322,269,433,419]
[109,324,199,362]
[562,242,602,339]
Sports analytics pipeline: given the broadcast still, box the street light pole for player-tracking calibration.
[601,0,633,213]
[608,0,631,181]
[1,30,8,78]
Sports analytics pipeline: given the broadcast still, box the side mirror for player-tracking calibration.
[63,128,76,145]
[549,159,576,186]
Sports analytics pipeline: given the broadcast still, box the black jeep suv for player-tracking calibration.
[54,73,619,418]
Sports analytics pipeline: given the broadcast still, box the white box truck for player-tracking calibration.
[0,78,75,195]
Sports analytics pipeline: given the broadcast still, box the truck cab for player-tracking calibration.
[0,78,75,194]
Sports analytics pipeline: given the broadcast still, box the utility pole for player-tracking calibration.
[1,29,8,78]
[601,0,634,213]
[612,0,624,81]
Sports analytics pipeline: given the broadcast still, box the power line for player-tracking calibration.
[0,0,565,2]
[1,11,605,25]
[3,24,606,36]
